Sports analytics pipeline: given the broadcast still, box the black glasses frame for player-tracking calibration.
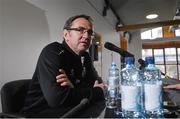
[65,27,94,36]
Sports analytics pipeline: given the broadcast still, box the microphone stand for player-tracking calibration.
[61,98,89,118]
[104,42,134,69]
[121,57,126,69]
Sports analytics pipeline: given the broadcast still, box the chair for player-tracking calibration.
[0,79,31,117]
[0,79,92,118]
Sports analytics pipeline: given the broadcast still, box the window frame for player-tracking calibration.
[142,47,180,79]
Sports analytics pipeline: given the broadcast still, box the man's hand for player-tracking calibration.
[56,69,74,88]
[93,80,106,90]
[164,84,180,89]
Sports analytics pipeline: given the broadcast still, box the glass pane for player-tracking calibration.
[141,30,151,39]
[152,27,163,39]
[165,48,176,64]
[154,49,164,64]
[142,49,152,60]
[156,65,165,78]
[166,65,178,79]
[175,29,180,37]
[178,48,180,64]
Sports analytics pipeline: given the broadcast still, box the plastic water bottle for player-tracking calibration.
[106,62,119,108]
[143,56,164,118]
[121,57,144,118]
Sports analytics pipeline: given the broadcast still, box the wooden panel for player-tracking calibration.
[120,32,127,50]
[163,26,175,38]
[117,20,180,31]
[142,41,180,49]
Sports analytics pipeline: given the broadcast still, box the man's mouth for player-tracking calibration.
[80,42,88,45]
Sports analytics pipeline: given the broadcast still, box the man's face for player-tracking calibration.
[63,18,93,55]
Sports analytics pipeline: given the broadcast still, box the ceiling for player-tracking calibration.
[106,0,180,31]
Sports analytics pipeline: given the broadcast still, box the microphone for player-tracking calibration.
[61,98,89,118]
[104,42,134,57]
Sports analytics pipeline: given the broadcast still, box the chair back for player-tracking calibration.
[1,79,31,113]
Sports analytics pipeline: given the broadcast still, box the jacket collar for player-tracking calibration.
[62,40,84,58]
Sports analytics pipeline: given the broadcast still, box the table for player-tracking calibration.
[79,100,179,118]
[77,78,180,118]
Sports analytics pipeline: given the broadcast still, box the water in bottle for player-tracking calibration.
[143,56,164,118]
[121,57,144,118]
[106,62,119,109]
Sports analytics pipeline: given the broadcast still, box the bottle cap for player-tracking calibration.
[145,56,155,64]
[125,57,134,65]
[111,62,117,68]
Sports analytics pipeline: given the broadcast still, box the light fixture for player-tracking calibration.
[146,14,158,19]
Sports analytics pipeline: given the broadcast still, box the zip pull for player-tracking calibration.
[81,56,85,66]
[81,56,86,78]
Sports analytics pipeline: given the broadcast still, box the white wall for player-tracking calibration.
[1,0,50,82]
[25,0,121,78]
[0,0,120,111]
[0,0,3,111]
[0,0,3,86]
[128,31,142,66]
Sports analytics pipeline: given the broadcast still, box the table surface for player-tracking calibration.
[80,100,180,118]
[78,78,180,118]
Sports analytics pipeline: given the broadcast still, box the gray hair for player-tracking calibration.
[63,14,93,29]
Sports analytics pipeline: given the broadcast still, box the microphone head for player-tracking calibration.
[104,42,134,57]
[104,42,114,50]
[104,42,120,54]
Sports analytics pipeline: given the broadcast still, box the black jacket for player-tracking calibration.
[21,41,104,114]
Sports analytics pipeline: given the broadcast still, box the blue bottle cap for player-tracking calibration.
[111,62,116,66]
[125,57,134,65]
[111,62,117,68]
[145,56,155,64]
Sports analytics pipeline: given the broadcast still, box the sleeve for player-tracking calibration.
[83,53,105,103]
[91,64,103,83]
[85,52,103,83]
[37,46,104,108]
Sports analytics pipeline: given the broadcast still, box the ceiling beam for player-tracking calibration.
[117,20,180,31]
[103,0,123,30]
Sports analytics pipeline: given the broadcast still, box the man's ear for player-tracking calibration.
[63,29,69,39]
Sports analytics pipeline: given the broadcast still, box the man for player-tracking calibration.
[163,82,180,107]
[21,14,105,117]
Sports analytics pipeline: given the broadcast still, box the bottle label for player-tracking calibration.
[144,84,162,111]
[107,88,118,98]
[121,85,141,111]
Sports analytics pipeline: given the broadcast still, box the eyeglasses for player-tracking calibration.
[66,27,94,36]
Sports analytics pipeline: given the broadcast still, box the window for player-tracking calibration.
[152,27,163,39]
[141,30,151,39]
[165,48,178,79]
[141,27,163,40]
[141,26,180,79]
[178,48,180,78]
[178,48,180,64]
[165,48,176,64]
[154,49,164,64]
[142,49,152,59]
[175,29,180,37]
[142,48,180,79]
